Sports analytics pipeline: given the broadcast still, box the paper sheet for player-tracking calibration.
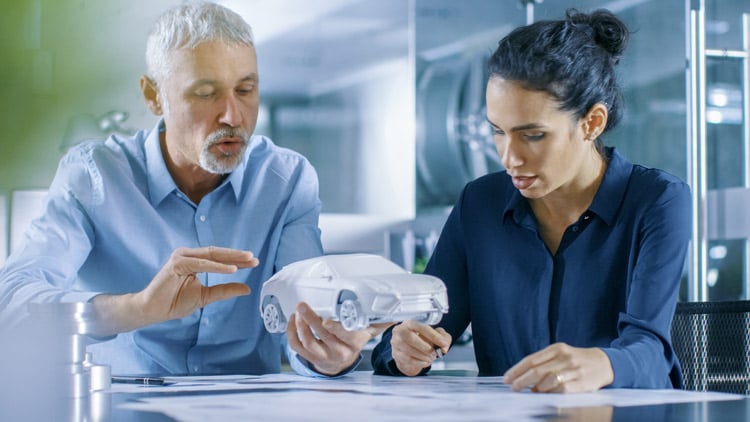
[114,372,743,421]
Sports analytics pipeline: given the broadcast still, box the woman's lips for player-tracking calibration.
[512,175,537,190]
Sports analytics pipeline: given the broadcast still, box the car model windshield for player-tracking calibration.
[330,255,406,277]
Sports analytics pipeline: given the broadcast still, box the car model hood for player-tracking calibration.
[363,273,445,295]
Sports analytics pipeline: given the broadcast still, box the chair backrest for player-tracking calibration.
[671,300,750,394]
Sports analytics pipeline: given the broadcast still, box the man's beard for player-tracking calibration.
[199,127,250,174]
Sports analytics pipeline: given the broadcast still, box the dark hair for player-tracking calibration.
[488,9,629,139]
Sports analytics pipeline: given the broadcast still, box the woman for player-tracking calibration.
[372,9,691,393]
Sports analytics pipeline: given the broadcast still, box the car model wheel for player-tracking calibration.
[423,311,442,326]
[338,298,366,331]
[262,300,286,333]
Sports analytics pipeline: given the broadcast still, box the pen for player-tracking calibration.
[434,345,445,359]
[111,376,169,386]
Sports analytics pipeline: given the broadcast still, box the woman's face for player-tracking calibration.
[485,77,592,199]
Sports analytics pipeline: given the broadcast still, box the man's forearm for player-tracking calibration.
[90,293,151,337]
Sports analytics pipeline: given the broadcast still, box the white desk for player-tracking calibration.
[107,372,744,422]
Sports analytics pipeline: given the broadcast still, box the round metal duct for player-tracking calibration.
[416,53,502,208]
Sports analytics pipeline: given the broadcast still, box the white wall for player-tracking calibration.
[10,190,47,255]
[0,194,7,266]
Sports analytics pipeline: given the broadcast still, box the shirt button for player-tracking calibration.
[199,215,206,222]
[572,226,579,232]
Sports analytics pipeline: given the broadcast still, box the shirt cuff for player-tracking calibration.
[600,347,631,388]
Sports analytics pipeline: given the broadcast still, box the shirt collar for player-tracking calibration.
[502,188,535,228]
[145,119,249,205]
[145,120,176,206]
[502,146,633,227]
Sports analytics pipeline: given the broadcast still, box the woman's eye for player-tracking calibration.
[525,132,544,141]
[492,128,505,136]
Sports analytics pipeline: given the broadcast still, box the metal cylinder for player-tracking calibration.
[25,302,101,399]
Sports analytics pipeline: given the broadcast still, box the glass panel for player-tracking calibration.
[706,58,744,190]
[412,0,700,299]
[413,0,525,213]
[707,240,745,300]
[538,0,689,182]
[703,0,749,300]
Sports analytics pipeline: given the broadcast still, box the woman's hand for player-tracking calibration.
[391,320,451,376]
[503,343,614,393]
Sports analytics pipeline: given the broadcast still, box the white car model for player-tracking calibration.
[259,254,449,333]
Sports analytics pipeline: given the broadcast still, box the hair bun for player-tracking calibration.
[567,9,629,64]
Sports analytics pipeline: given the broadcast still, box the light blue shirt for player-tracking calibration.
[0,119,325,375]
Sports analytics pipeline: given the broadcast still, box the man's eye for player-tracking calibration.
[194,89,215,98]
[492,128,505,136]
[236,86,255,95]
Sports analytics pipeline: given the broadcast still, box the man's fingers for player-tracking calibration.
[171,257,239,276]
[295,303,338,339]
[368,322,396,337]
[287,314,321,358]
[201,283,251,306]
[321,319,373,350]
[287,313,357,376]
[173,247,260,270]
[286,315,316,360]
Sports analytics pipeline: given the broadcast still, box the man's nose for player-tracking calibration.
[219,95,243,127]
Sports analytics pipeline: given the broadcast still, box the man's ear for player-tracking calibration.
[140,76,163,116]
[582,102,609,141]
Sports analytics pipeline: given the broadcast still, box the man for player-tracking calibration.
[0,2,378,377]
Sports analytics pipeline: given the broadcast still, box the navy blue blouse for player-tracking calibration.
[373,148,691,388]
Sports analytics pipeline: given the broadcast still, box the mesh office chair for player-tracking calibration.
[671,300,750,394]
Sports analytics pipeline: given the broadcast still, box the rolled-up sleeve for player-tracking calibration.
[0,148,99,327]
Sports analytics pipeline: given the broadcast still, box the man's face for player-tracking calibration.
[158,41,259,175]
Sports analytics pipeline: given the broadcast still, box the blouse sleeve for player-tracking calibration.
[601,180,692,388]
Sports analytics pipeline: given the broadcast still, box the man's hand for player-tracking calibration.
[503,342,614,393]
[92,246,258,336]
[287,302,392,376]
[391,319,451,376]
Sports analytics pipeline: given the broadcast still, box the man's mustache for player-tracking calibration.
[206,127,250,146]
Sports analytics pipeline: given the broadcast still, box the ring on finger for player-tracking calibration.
[554,371,565,385]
